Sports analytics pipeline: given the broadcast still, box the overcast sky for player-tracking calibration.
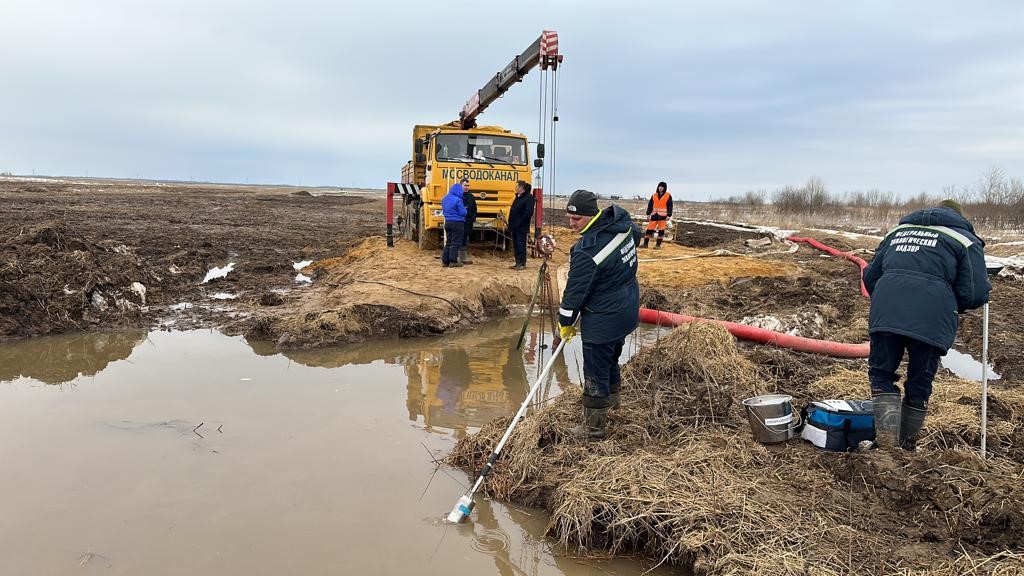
[1,0,1021,199]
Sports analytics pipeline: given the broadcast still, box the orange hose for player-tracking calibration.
[639,309,870,358]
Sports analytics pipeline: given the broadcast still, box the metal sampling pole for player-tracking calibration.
[981,300,990,456]
[981,260,1003,457]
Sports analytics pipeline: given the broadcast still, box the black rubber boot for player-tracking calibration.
[609,392,621,410]
[872,392,902,449]
[641,236,650,249]
[569,407,608,439]
[899,403,927,451]
[458,248,472,264]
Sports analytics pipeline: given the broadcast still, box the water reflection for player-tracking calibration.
[256,318,581,437]
[0,331,146,384]
[0,323,676,576]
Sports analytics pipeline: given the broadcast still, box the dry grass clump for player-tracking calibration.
[621,322,763,428]
[448,325,1024,575]
[548,439,890,576]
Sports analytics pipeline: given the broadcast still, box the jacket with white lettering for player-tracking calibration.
[863,206,990,350]
[559,204,641,344]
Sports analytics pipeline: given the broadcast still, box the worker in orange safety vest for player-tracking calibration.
[641,181,673,249]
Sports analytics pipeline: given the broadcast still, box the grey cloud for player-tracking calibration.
[1,0,1021,196]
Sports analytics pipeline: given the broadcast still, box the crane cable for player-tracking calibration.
[548,65,559,238]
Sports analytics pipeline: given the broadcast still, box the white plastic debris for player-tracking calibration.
[740,315,788,334]
[295,273,312,284]
[202,262,236,284]
[90,291,109,311]
[808,228,883,241]
[293,260,313,270]
[211,292,237,300]
[171,302,193,311]
[131,282,147,305]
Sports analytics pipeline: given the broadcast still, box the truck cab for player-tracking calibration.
[401,124,531,249]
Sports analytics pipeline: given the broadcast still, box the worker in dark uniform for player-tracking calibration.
[558,189,641,439]
[863,199,990,450]
[641,181,672,249]
[460,180,477,265]
[507,180,535,270]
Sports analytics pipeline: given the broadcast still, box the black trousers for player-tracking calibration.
[461,219,475,247]
[868,331,944,410]
[581,337,626,409]
[511,230,528,266]
[442,221,464,265]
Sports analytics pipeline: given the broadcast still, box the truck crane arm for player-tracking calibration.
[459,30,562,130]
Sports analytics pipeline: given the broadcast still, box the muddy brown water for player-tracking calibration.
[0,320,679,575]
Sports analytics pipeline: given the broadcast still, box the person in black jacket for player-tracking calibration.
[863,199,991,450]
[558,189,641,439]
[460,182,477,265]
[507,180,535,270]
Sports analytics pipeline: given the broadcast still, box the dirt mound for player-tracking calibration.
[673,221,768,248]
[449,324,1024,575]
[959,276,1024,384]
[241,237,553,348]
[0,221,159,339]
[638,250,799,293]
[645,248,871,344]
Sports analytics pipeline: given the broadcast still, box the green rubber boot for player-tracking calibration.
[609,392,621,410]
[899,404,927,451]
[872,392,902,449]
[569,407,608,439]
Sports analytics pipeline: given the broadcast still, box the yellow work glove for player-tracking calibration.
[559,325,576,342]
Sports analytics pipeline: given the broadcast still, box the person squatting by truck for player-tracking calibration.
[507,180,535,270]
[863,199,990,450]
[641,181,673,249]
[441,178,469,268]
[557,189,641,439]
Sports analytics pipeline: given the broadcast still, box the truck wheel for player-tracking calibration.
[418,208,441,250]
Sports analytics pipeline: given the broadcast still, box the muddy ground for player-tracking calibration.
[0,178,380,340]
[3,178,1021,379]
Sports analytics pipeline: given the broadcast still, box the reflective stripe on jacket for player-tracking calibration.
[558,204,641,344]
[646,191,673,219]
[863,206,990,351]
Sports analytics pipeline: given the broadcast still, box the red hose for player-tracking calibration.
[787,236,870,298]
[639,308,870,358]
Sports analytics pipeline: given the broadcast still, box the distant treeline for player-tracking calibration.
[717,168,1024,230]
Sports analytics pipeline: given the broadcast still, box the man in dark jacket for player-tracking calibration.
[863,199,990,450]
[558,189,641,439]
[460,182,477,265]
[507,180,535,270]
[441,179,468,268]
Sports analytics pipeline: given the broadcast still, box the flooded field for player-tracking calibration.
[0,321,678,576]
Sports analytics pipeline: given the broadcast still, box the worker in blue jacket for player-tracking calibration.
[863,199,990,450]
[558,189,641,439]
[441,178,468,268]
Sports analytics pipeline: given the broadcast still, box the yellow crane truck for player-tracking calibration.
[386,31,562,249]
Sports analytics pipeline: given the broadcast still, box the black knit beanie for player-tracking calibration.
[566,189,600,216]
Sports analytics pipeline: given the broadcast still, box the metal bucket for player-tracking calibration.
[742,394,798,444]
